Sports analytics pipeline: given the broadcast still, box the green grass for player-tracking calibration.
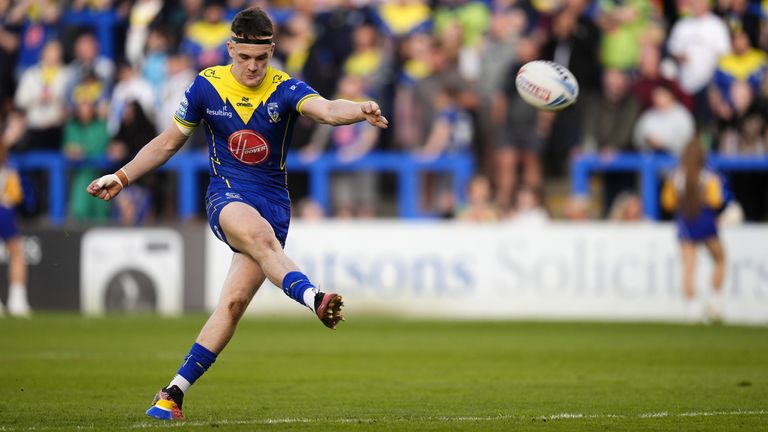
[0,315,766,431]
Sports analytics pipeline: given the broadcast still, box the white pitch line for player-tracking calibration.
[127,410,768,429]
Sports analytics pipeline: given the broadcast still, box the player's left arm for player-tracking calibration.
[300,97,389,129]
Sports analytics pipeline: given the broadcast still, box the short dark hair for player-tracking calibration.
[231,7,274,39]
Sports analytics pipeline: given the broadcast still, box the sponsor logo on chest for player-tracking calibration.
[227,129,270,165]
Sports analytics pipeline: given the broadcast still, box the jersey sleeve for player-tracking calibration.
[3,169,23,206]
[281,78,320,116]
[660,177,678,211]
[173,75,205,136]
[704,175,724,210]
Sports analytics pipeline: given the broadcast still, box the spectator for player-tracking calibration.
[376,0,431,37]
[0,0,21,110]
[8,0,61,74]
[541,2,602,176]
[63,100,110,222]
[457,174,499,222]
[608,191,645,221]
[108,100,160,223]
[416,85,473,215]
[300,75,381,218]
[14,40,69,151]
[597,0,658,71]
[294,197,325,221]
[475,6,526,176]
[492,37,550,212]
[181,0,230,70]
[125,0,164,66]
[661,139,727,322]
[508,185,549,224]
[715,0,764,49]
[0,111,31,317]
[667,0,731,125]
[633,83,696,156]
[275,11,314,78]
[410,40,470,151]
[630,43,693,113]
[67,32,116,101]
[140,27,171,93]
[343,23,388,96]
[157,52,197,134]
[581,68,641,215]
[709,28,768,154]
[108,62,156,135]
[433,0,490,49]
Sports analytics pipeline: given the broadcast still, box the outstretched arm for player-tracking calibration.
[86,124,189,201]
[300,97,389,129]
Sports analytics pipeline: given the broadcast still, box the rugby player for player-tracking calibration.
[86,7,388,420]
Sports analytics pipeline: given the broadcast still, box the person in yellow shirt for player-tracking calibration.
[661,139,726,322]
[0,114,31,317]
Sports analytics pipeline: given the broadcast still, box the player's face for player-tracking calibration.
[227,40,274,87]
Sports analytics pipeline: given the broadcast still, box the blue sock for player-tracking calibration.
[282,271,316,307]
[176,343,217,386]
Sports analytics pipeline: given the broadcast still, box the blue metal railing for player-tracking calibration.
[9,151,474,225]
[571,153,768,219]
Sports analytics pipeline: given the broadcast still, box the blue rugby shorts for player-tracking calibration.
[205,182,291,252]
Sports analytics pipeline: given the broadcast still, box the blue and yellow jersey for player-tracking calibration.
[0,167,23,208]
[174,64,319,205]
[661,168,724,213]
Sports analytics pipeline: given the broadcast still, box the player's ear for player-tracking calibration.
[269,43,275,57]
[226,40,235,59]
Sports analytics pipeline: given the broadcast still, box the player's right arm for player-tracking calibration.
[86,125,188,201]
[89,75,205,201]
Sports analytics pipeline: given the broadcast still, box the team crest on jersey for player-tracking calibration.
[176,96,189,118]
[228,130,270,165]
[267,102,280,123]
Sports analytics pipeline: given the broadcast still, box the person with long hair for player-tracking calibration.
[661,139,726,322]
[0,112,31,317]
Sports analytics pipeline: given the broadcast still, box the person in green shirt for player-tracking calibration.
[63,100,111,222]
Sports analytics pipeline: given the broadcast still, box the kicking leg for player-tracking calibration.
[219,202,344,328]
[147,253,265,420]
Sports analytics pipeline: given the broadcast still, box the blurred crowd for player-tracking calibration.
[0,0,767,224]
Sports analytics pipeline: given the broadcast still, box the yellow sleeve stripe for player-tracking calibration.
[174,115,198,129]
[296,93,320,115]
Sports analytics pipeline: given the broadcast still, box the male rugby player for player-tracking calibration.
[86,7,388,420]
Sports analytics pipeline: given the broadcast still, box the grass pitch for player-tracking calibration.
[0,315,766,431]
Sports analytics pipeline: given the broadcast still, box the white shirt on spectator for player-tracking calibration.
[667,12,730,94]
[633,102,695,156]
[109,75,157,135]
[14,66,70,129]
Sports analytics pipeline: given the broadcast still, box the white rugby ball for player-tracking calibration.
[515,60,579,111]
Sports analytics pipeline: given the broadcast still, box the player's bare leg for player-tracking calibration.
[6,237,30,317]
[219,202,344,328]
[196,252,265,353]
[703,237,726,321]
[680,241,699,322]
[147,253,266,420]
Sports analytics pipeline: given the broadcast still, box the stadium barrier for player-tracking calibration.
[9,151,474,223]
[3,222,766,324]
[571,153,768,219]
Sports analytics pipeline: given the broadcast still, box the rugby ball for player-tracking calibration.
[515,60,579,111]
